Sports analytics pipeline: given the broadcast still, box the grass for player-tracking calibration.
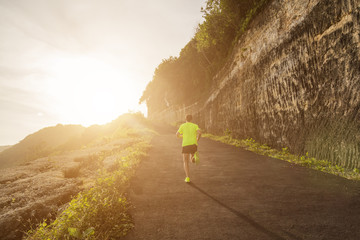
[203,133,360,181]
[25,137,152,239]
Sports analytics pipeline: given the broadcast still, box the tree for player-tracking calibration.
[140,0,269,113]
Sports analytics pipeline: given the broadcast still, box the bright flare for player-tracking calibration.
[45,55,138,126]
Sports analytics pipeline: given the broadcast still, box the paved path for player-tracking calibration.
[125,126,360,240]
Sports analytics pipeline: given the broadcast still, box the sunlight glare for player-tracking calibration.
[46,55,138,126]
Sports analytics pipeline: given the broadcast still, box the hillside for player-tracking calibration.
[0,125,86,169]
[0,113,149,169]
[0,145,11,153]
[0,113,154,239]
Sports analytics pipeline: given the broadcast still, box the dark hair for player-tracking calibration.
[186,114,192,122]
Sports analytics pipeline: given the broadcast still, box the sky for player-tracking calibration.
[0,0,206,145]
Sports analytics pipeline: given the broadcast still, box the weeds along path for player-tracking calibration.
[125,125,360,240]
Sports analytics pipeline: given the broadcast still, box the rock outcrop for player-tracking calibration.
[150,0,360,168]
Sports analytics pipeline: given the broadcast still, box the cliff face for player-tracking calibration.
[150,0,360,168]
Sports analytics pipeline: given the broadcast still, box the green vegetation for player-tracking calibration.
[140,0,270,112]
[26,138,152,239]
[203,133,360,180]
[22,113,155,239]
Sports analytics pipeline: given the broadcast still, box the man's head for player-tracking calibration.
[186,114,192,122]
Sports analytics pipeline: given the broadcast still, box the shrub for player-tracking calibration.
[26,138,151,239]
[203,133,360,180]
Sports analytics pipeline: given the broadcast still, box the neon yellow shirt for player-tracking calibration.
[178,122,200,147]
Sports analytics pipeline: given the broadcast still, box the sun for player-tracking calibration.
[45,55,139,126]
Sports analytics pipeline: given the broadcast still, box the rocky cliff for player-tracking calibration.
[150,0,360,169]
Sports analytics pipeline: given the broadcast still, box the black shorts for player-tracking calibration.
[182,144,197,154]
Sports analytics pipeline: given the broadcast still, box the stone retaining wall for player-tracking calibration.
[150,0,360,169]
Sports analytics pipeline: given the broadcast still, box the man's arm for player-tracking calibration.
[197,129,202,141]
[176,131,183,138]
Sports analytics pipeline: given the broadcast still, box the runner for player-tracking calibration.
[176,114,201,183]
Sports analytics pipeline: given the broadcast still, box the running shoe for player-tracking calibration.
[185,177,190,183]
[194,152,200,164]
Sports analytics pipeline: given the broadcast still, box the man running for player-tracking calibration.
[176,114,201,183]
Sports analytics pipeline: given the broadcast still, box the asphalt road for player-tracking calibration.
[125,126,360,240]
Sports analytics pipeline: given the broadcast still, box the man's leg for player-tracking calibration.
[183,153,190,178]
[190,145,197,163]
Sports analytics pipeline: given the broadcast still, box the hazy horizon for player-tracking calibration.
[0,0,206,145]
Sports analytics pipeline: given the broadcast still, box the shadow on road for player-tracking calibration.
[189,183,297,240]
